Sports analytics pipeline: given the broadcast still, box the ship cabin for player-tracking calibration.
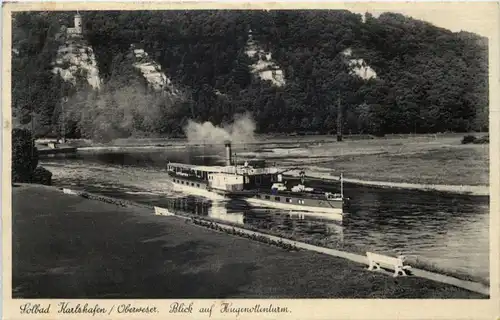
[167,163,209,182]
[166,161,281,191]
[167,141,282,192]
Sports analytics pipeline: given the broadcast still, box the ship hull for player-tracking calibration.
[169,175,249,198]
[245,196,344,221]
[170,179,218,198]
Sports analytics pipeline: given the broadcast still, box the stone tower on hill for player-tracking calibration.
[67,12,83,36]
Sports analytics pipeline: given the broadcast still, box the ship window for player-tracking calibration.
[265,195,270,200]
[255,194,260,198]
[286,198,292,203]
[275,197,280,201]
[197,184,200,187]
[191,183,194,186]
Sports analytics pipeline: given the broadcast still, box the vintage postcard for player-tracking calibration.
[2,1,499,319]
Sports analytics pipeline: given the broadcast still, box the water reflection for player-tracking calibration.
[151,196,245,225]
[76,147,225,167]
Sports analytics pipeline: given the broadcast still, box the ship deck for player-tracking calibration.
[253,189,342,200]
[168,162,280,176]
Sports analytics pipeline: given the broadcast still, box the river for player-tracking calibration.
[40,145,490,282]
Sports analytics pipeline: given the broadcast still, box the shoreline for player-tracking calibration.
[11,184,489,298]
[344,177,489,196]
[189,218,489,295]
[284,171,490,196]
[284,170,489,196]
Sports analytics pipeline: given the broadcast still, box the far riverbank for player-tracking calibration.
[285,170,489,196]
[40,133,489,196]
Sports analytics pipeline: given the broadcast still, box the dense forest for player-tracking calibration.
[12,10,489,141]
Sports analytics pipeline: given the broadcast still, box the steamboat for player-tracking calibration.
[166,141,348,221]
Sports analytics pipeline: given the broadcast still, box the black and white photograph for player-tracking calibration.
[2,1,498,319]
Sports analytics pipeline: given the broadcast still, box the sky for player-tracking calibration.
[338,2,497,37]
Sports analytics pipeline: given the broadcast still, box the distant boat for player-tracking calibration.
[166,141,348,222]
[37,141,77,156]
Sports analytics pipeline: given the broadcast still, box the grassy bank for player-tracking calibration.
[318,146,489,187]
[12,184,485,298]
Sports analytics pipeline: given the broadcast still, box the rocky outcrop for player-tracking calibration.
[245,29,286,87]
[130,45,179,95]
[52,28,101,89]
[342,48,377,80]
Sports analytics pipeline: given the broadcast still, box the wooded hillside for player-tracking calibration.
[12,10,489,140]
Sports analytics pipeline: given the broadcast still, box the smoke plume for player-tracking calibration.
[64,77,184,143]
[184,113,256,146]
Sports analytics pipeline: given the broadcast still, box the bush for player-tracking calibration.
[31,166,52,185]
[12,128,38,183]
[461,135,477,144]
[474,135,489,144]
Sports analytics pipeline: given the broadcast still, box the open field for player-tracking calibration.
[312,145,489,186]
[242,135,490,188]
[12,184,485,298]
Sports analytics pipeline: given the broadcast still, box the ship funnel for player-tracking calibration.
[224,140,232,166]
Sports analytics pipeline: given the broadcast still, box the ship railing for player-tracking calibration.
[255,188,331,200]
[234,167,279,175]
[168,171,207,182]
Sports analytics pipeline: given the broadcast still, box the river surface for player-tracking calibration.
[40,145,490,281]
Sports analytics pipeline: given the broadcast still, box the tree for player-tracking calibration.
[12,10,489,137]
[12,128,38,183]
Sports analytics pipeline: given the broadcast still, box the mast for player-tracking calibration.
[61,97,65,143]
[336,96,343,142]
[340,172,344,198]
[60,85,67,143]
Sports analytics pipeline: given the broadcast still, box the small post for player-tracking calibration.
[233,152,238,175]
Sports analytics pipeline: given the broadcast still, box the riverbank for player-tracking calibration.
[11,184,485,298]
[284,169,489,196]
